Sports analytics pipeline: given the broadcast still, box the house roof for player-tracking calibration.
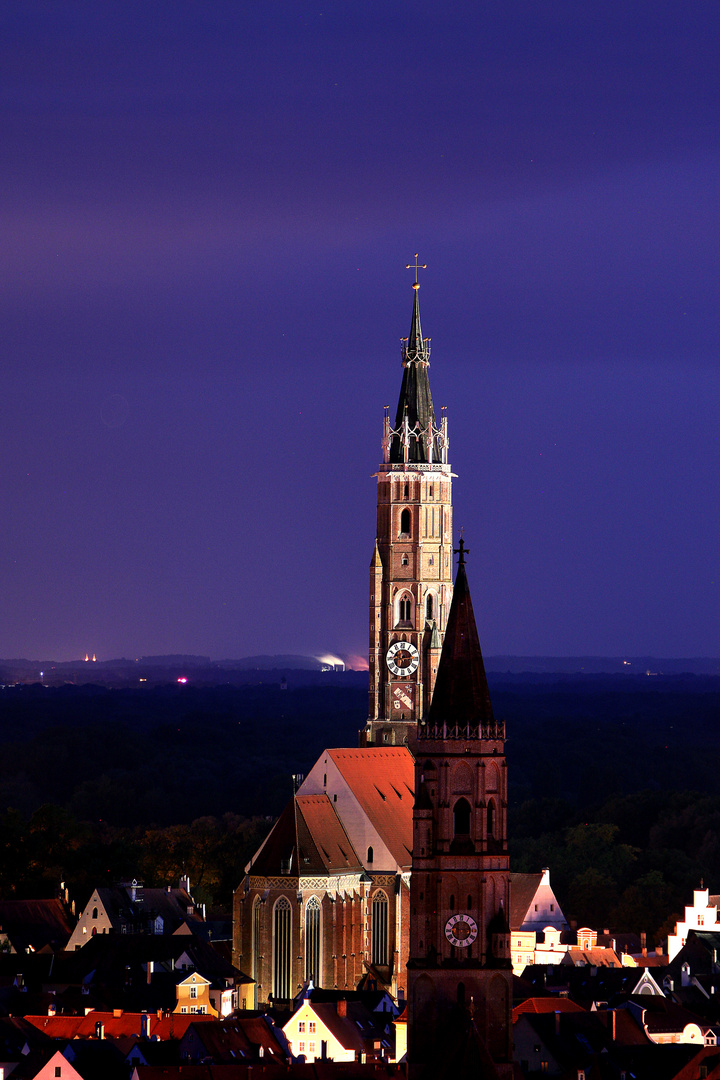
[512,997,585,1022]
[563,947,623,967]
[70,930,246,984]
[509,873,543,929]
[181,1016,288,1061]
[25,1011,216,1041]
[0,898,74,952]
[89,886,203,936]
[632,995,705,1035]
[289,1000,390,1056]
[671,1046,720,1079]
[325,748,414,867]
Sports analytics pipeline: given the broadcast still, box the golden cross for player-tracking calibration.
[405,253,427,285]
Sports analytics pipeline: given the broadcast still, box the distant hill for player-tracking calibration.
[0,654,717,687]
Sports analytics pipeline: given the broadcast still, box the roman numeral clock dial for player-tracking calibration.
[386,641,419,676]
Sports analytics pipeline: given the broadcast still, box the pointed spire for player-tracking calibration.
[428,541,494,726]
[390,260,440,464]
[405,281,426,362]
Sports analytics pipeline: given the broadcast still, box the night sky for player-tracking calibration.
[2,3,718,664]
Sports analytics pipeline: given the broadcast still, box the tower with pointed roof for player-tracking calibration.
[407,541,513,1079]
[362,265,454,750]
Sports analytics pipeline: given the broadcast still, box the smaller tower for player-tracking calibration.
[408,541,512,1079]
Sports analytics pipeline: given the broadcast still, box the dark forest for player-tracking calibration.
[0,671,718,944]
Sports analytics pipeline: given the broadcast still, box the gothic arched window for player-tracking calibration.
[398,594,412,623]
[305,897,321,985]
[371,892,389,966]
[453,798,471,836]
[400,508,411,536]
[426,594,434,620]
[273,897,292,1001]
[252,897,261,983]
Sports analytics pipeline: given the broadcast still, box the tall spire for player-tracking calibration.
[427,539,494,727]
[405,279,426,362]
[390,257,441,464]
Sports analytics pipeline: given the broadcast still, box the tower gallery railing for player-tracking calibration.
[417,719,505,741]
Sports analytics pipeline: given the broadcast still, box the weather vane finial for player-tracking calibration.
[405,253,427,290]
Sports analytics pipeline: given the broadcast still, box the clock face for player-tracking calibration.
[445,914,478,948]
[386,641,420,676]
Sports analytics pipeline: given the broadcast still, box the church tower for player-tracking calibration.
[407,541,513,1079]
[362,261,454,750]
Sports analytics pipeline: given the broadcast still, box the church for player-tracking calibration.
[233,266,513,1076]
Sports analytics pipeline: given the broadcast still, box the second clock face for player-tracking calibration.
[445,914,478,948]
[386,640,419,676]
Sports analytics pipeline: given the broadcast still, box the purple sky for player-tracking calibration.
[2,3,718,663]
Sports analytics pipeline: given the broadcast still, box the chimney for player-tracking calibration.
[337,999,348,1017]
[147,960,154,985]
[95,1021,105,1040]
[555,1011,560,1035]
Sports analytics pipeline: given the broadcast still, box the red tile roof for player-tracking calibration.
[295,795,362,873]
[325,748,414,868]
[25,1011,214,1041]
[512,997,585,1022]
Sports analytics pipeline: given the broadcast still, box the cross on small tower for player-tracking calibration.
[454,536,468,566]
[405,253,427,289]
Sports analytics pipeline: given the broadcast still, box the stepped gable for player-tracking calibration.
[325,747,414,866]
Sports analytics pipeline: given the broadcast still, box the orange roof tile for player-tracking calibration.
[295,795,362,873]
[25,1011,214,1041]
[326,748,414,868]
[512,997,585,1023]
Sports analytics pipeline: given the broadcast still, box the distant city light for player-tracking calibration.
[177,677,188,684]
